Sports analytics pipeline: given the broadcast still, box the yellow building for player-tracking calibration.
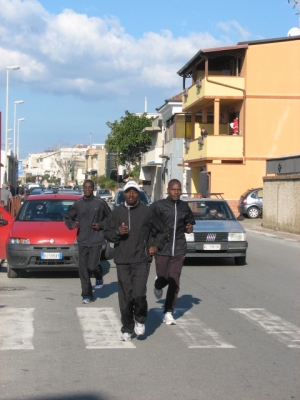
[177,36,300,206]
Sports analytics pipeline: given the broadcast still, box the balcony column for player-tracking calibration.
[213,99,220,136]
[191,113,196,139]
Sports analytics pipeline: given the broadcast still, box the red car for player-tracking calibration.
[0,207,13,265]
[6,193,110,278]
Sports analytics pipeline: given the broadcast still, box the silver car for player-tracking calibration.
[182,198,248,265]
[238,187,263,219]
[96,189,113,202]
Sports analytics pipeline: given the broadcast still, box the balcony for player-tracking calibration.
[182,76,245,112]
[141,146,163,167]
[184,135,243,162]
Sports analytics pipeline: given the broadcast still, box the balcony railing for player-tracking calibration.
[184,135,243,161]
[182,76,245,111]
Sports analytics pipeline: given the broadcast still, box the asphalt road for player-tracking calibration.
[0,227,299,400]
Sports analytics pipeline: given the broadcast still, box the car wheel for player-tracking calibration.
[101,241,110,260]
[235,256,246,266]
[247,206,260,219]
[7,263,19,278]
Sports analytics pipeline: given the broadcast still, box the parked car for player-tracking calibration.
[182,198,248,265]
[96,189,113,202]
[31,188,44,195]
[112,189,151,208]
[6,193,110,278]
[0,207,13,265]
[238,187,263,219]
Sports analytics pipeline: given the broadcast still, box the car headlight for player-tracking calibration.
[9,238,30,244]
[228,232,247,241]
[185,232,195,242]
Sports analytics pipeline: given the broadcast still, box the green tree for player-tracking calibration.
[105,111,153,165]
[97,175,117,191]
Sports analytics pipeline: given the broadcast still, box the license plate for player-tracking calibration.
[40,252,63,260]
[203,244,221,250]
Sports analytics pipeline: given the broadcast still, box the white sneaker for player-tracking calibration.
[163,312,176,325]
[134,322,145,336]
[154,286,163,299]
[121,332,132,341]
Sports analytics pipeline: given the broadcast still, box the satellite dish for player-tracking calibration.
[287,27,300,36]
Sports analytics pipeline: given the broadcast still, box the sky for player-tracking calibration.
[0,0,299,158]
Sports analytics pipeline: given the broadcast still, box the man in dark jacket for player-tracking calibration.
[104,180,165,341]
[150,179,195,325]
[64,180,111,304]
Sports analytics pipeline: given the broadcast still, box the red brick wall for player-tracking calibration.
[226,199,239,216]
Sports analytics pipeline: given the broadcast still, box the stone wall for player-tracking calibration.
[263,174,300,234]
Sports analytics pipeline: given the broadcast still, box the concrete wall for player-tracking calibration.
[263,174,300,234]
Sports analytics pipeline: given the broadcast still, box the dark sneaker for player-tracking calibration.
[95,278,104,289]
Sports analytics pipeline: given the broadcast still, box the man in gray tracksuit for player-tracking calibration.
[64,180,111,303]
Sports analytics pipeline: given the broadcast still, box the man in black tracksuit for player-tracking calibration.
[64,180,111,303]
[150,179,195,325]
[104,181,166,341]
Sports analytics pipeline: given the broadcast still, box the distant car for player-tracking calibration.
[238,187,263,219]
[112,189,151,208]
[6,193,110,278]
[31,188,44,195]
[182,198,248,265]
[96,189,113,202]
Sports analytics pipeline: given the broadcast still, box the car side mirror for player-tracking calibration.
[0,219,9,226]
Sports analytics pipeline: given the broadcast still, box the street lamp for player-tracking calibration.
[5,66,20,181]
[17,118,25,158]
[13,100,24,155]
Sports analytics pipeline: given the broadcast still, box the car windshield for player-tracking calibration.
[17,199,77,221]
[185,200,235,220]
[116,191,149,205]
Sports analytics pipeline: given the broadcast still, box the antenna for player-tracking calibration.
[288,0,300,27]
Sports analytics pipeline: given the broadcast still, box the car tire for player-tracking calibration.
[235,256,246,266]
[101,241,110,260]
[247,206,260,219]
[7,263,19,278]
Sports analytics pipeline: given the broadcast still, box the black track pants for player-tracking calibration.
[116,263,150,334]
[78,245,103,299]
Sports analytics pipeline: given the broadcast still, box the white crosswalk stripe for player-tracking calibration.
[153,308,236,348]
[231,308,300,348]
[76,307,136,349]
[0,307,34,350]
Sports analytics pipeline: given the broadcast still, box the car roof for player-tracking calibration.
[25,194,82,200]
[181,197,225,202]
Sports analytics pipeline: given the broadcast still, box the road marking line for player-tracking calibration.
[0,308,34,350]
[153,308,235,348]
[231,308,300,348]
[76,307,136,349]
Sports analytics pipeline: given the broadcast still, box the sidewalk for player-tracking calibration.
[240,218,300,243]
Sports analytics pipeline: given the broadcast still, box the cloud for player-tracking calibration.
[217,20,251,42]
[0,0,244,101]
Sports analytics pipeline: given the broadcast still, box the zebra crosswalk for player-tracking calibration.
[0,306,299,350]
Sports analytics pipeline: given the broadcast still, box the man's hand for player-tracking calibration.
[91,222,100,230]
[185,223,193,233]
[148,246,158,255]
[118,222,129,235]
[72,221,79,229]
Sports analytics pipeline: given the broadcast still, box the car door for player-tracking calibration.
[256,189,263,211]
[0,207,13,261]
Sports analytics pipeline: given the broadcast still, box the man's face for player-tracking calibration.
[167,181,182,201]
[83,182,94,198]
[124,188,139,206]
[210,208,217,215]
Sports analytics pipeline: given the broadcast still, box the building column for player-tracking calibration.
[214,99,220,135]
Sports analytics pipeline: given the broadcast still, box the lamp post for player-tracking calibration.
[17,118,25,158]
[13,100,24,156]
[5,66,20,181]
